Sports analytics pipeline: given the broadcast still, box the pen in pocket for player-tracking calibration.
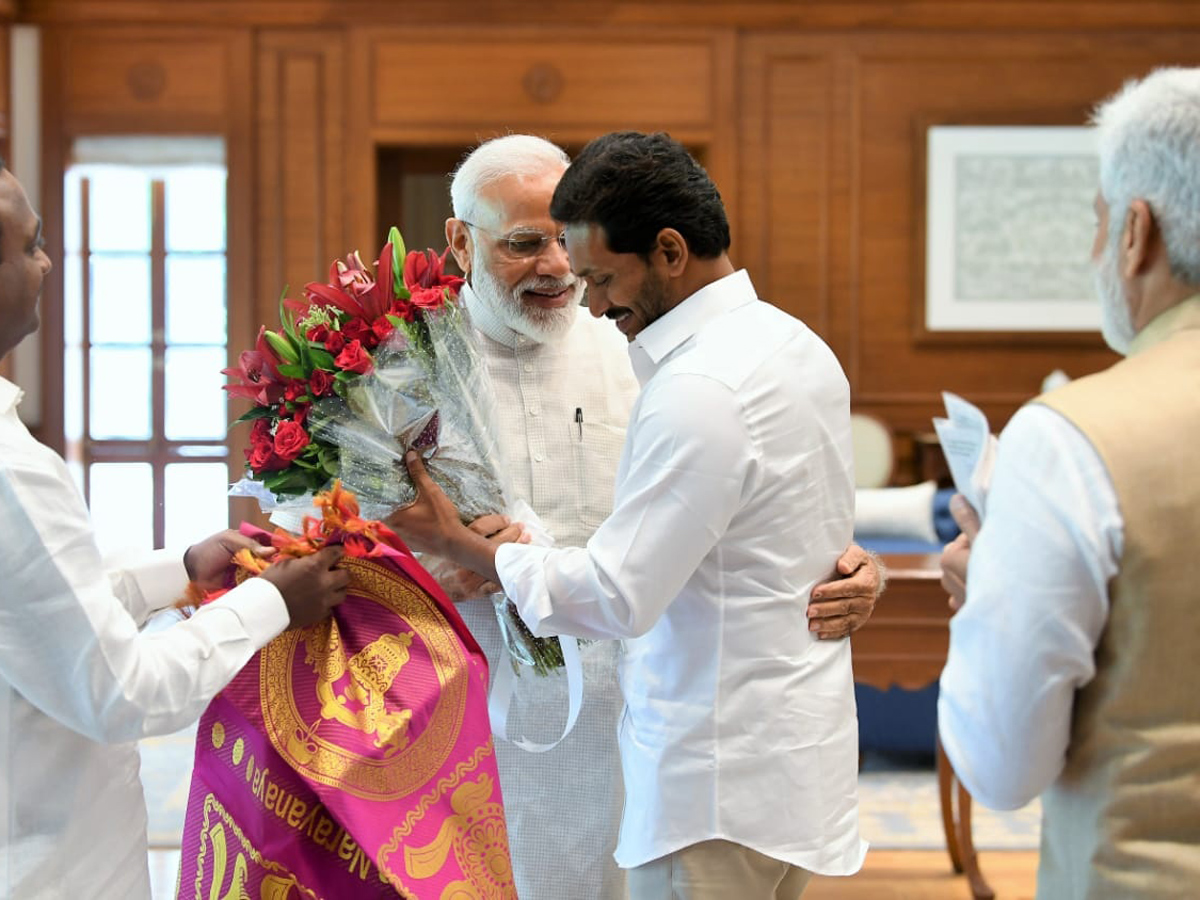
[575,407,583,441]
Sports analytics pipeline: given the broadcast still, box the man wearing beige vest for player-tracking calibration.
[938,67,1200,899]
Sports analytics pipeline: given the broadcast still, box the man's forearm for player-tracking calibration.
[445,527,501,585]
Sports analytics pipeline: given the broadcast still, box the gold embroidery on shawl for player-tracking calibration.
[259,557,468,800]
[402,774,515,899]
[374,742,514,900]
[294,621,416,758]
[192,794,319,900]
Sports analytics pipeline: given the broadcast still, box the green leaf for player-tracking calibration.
[307,346,337,370]
[278,287,299,343]
[233,406,275,424]
[264,330,300,364]
[389,225,407,298]
[276,363,308,379]
[263,468,314,495]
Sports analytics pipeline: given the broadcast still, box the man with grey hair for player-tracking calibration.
[939,67,1200,898]
[437,134,883,899]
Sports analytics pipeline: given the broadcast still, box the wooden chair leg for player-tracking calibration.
[936,736,995,900]
[937,737,964,872]
[954,778,995,900]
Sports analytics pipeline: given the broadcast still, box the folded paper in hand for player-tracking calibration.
[932,392,997,517]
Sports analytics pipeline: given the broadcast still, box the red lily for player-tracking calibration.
[222,326,285,406]
[298,244,396,323]
[404,247,465,294]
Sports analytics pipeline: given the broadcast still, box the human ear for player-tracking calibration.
[655,228,688,276]
[1121,199,1155,278]
[445,219,473,275]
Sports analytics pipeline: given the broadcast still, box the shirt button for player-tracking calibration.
[534,454,545,463]
[523,363,534,373]
[528,407,540,417]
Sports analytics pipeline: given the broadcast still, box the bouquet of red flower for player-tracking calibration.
[225,229,567,679]
[225,227,509,525]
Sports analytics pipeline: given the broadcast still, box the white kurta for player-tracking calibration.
[497,271,867,875]
[0,377,290,899]
[938,404,1122,810]
[457,286,639,899]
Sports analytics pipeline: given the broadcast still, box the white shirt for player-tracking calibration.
[0,376,289,899]
[457,286,638,900]
[496,270,867,874]
[938,403,1123,811]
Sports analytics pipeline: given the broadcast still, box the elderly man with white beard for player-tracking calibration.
[434,134,884,900]
[938,67,1200,899]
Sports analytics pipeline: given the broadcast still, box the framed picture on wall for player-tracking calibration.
[923,125,1101,334]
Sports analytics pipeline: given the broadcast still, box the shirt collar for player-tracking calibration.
[0,375,23,416]
[628,269,757,384]
[1128,294,1200,356]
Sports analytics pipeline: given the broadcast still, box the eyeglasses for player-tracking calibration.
[460,220,567,260]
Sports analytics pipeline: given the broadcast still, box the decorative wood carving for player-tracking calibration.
[522,62,564,105]
[125,60,167,102]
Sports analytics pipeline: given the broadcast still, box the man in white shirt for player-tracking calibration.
[938,68,1200,898]
[0,160,350,899]
[392,131,868,899]
[434,134,881,900]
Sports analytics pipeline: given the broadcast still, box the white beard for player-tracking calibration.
[470,248,582,345]
[1093,237,1136,355]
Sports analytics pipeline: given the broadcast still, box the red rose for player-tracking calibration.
[284,380,307,402]
[247,440,285,474]
[334,340,374,375]
[324,331,346,354]
[371,316,395,343]
[409,286,445,310]
[309,368,333,397]
[249,418,272,444]
[273,419,310,461]
[390,299,415,322]
[341,318,372,345]
[306,324,330,343]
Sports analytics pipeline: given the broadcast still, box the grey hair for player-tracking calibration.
[1093,67,1200,285]
[449,134,570,224]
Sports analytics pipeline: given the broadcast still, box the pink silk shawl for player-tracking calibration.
[176,526,517,899]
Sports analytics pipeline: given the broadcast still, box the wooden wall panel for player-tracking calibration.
[345,26,734,271]
[371,36,713,130]
[0,21,8,164]
[738,51,834,337]
[742,31,1200,455]
[23,3,1200,482]
[17,1,1200,32]
[57,29,232,130]
[253,31,345,337]
[852,34,1200,434]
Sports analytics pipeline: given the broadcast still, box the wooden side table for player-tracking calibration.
[852,553,994,900]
